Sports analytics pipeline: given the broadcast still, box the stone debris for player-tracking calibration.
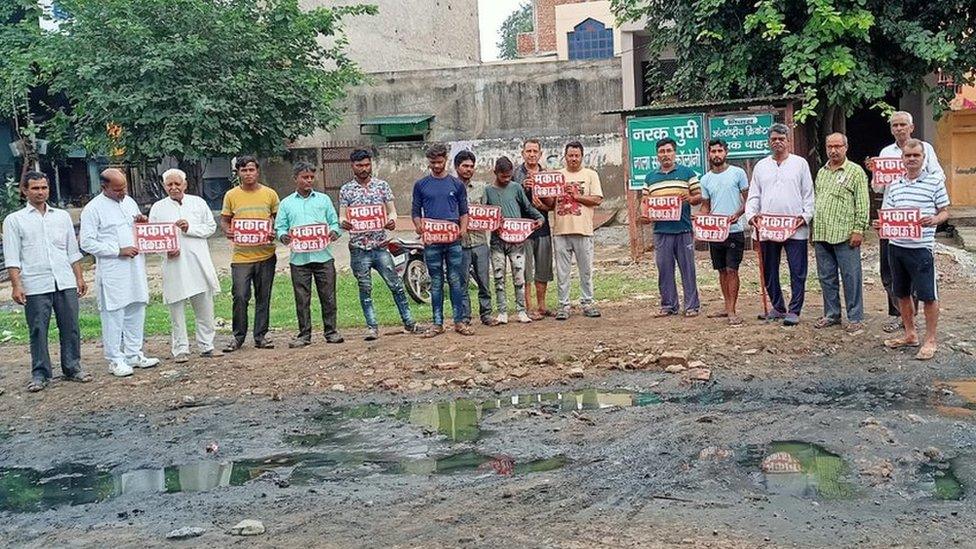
[166,527,205,540]
[230,520,265,536]
[658,350,691,368]
[686,368,711,382]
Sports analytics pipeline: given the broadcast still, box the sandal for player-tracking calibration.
[27,379,48,393]
[63,372,93,383]
[683,310,699,318]
[706,311,729,318]
[845,322,865,334]
[423,325,445,338]
[528,311,544,321]
[884,337,920,349]
[727,315,743,326]
[454,323,475,336]
[814,317,841,329]
[882,318,903,333]
[915,343,937,361]
[653,310,676,318]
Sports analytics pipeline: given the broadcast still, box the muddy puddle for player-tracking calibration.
[0,451,566,514]
[738,441,858,500]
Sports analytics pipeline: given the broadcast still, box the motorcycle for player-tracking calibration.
[388,238,430,304]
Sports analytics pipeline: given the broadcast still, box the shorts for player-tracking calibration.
[524,236,554,283]
[889,244,937,302]
[708,232,745,271]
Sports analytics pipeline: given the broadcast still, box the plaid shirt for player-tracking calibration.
[339,178,394,250]
[812,160,870,244]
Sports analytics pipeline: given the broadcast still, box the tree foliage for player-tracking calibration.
[50,0,376,172]
[497,2,534,60]
[612,0,976,141]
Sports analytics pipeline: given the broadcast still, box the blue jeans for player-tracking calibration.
[814,241,864,322]
[350,247,414,329]
[424,242,466,326]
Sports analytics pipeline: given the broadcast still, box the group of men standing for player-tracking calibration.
[410,140,604,337]
[1,110,953,391]
[639,112,949,360]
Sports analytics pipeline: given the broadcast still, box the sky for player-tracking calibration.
[479,0,525,61]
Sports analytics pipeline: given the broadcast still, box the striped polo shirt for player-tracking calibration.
[881,172,950,249]
[643,165,700,234]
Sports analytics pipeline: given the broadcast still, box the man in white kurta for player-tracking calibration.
[80,168,160,377]
[149,169,221,362]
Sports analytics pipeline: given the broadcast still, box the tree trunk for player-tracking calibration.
[178,158,204,195]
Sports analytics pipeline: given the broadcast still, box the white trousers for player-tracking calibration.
[101,302,146,362]
[168,290,216,356]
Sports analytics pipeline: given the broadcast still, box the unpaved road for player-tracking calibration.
[1,234,975,548]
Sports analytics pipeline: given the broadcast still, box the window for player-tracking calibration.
[567,18,614,60]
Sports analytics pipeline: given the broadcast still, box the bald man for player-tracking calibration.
[80,169,161,377]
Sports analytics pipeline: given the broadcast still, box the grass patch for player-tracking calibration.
[0,269,652,344]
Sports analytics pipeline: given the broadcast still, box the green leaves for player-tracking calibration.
[45,0,374,165]
[613,0,976,127]
[498,2,534,61]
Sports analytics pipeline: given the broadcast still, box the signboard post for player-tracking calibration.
[627,114,706,190]
[707,113,774,159]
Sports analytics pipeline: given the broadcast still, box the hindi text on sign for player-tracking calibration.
[232,218,272,247]
[641,196,682,222]
[499,218,535,244]
[348,204,387,233]
[878,208,922,241]
[134,222,180,253]
[467,204,503,232]
[692,215,731,243]
[421,218,461,245]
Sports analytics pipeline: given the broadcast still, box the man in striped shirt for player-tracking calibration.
[640,137,702,317]
[873,139,949,360]
[812,133,870,333]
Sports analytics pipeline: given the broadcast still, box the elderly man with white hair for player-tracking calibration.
[148,168,221,363]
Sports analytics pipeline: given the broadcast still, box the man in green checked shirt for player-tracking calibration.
[812,133,870,333]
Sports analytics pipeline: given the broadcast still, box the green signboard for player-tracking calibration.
[707,113,773,159]
[627,114,705,190]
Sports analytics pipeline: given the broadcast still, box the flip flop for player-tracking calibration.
[454,324,475,336]
[706,311,728,318]
[727,315,743,326]
[814,317,841,329]
[882,319,903,333]
[528,311,544,321]
[653,310,676,318]
[423,326,445,338]
[915,344,937,361]
[884,337,920,349]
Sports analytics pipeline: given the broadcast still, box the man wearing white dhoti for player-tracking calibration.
[80,168,161,377]
[149,169,222,363]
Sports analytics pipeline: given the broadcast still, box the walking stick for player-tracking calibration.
[754,229,770,317]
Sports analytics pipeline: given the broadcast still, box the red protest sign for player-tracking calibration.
[531,171,566,198]
[641,196,682,222]
[467,204,503,232]
[421,218,461,245]
[693,215,732,243]
[231,218,273,247]
[756,214,801,242]
[499,218,536,244]
[134,223,179,253]
[288,224,332,252]
[347,204,387,233]
[869,157,905,188]
[878,208,922,240]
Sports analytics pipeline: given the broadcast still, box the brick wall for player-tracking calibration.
[534,0,587,54]
[516,32,536,57]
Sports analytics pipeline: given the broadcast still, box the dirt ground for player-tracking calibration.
[1,232,975,548]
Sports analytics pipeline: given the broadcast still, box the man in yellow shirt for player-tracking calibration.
[553,141,603,320]
[220,156,280,352]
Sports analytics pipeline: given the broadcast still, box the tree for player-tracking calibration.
[0,0,66,179]
[50,0,377,190]
[612,0,976,157]
[497,2,534,60]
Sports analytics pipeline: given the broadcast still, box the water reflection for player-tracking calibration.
[741,441,858,500]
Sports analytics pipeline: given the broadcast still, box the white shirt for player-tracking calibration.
[2,204,82,295]
[878,141,944,180]
[148,194,220,304]
[80,193,149,311]
[745,154,816,240]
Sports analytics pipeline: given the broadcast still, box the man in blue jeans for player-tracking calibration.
[339,149,421,340]
[412,143,472,338]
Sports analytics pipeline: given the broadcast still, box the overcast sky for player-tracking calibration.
[479,0,525,61]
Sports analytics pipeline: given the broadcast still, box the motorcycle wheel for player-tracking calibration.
[404,257,431,304]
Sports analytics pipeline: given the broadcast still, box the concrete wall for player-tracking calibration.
[302,0,480,74]
[294,57,623,146]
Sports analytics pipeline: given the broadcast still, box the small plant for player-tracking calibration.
[0,177,23,219]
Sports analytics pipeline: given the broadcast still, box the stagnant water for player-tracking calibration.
[1,383,970,514]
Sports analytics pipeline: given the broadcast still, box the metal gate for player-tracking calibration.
[320,145,361,206]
